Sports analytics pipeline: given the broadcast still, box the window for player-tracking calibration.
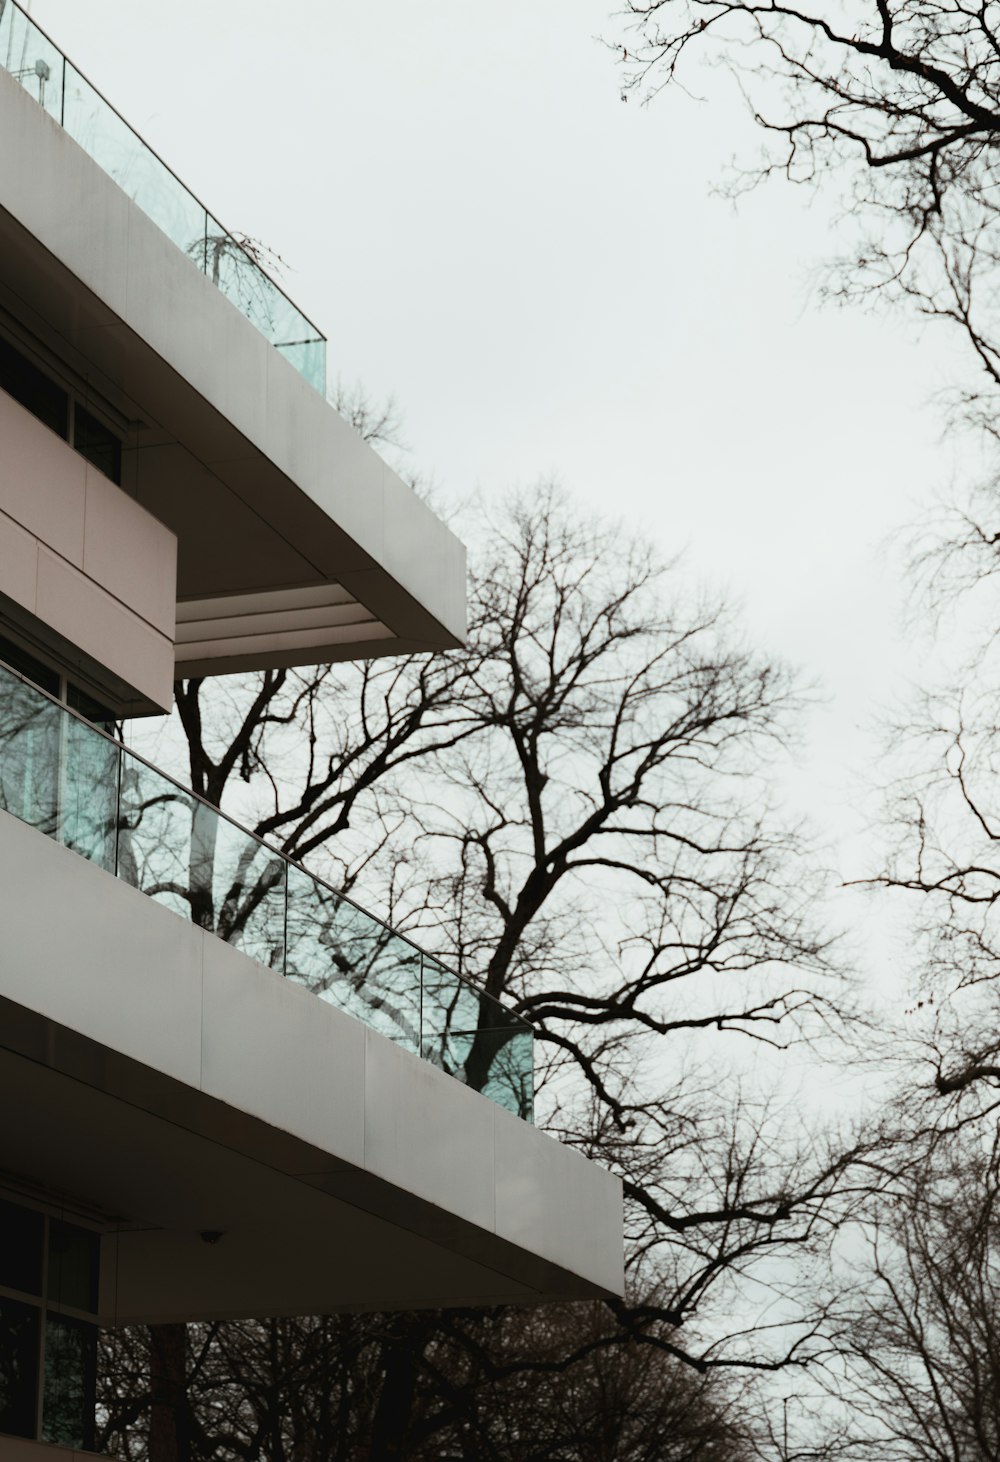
[0,635,59,699]
[73,403,122,485]
[0,1299,40,1440]
[0,332,122,483]
[0,1199,44,1296]
[43,1313,96,1451]
[66,681,117,729]
[0,635,117,727]
[0,334,68,439]
[0,1197,100,1449]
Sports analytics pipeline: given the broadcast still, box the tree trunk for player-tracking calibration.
[148,1322,189,1462]
[369,1324,422,1461]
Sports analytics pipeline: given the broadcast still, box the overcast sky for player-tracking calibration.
[28,0,975,990]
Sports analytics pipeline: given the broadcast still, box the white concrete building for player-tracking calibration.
[0,3,623,1452]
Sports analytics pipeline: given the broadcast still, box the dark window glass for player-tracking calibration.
[0,335,68,439]
[0,1200,43,1298]
[0,1297,39,1439]
[42,1313,96,1451]
[67,682,116,728]
[0,634,60,698]
[47,1221,99,1315]
[73,404,121,485]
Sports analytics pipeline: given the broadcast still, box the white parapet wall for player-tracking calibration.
[0,809,624,1319]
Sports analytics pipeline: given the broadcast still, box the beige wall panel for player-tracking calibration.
[0,388,85,563]
[0,812,205,1089]
[261,346,384,557]
[493,1104,625,1298]
[82,465,177,637]
[200,938,367,1172]
[380,463,468,642]
[35,546,173,709]
[363,1029,497,1234]
[0,508,40,614]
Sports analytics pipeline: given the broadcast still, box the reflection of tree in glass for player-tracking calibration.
[116,759,285,969]
[0,671,59,839]
[420,964,532,1117]
[0,667,117,872]
[186,232,293,342]
[285,876,422,1054]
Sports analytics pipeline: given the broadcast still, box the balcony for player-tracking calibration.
[0,657,535,1120]
[0,0,326,393]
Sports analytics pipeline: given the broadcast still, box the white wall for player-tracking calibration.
[0,388,176,710]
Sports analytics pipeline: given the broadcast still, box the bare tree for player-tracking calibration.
[815,1128,1000,1460]
[612,0,1000,444]
[137,487,858,1345]
[98,1300,756,1460]
[108,484,865,1457]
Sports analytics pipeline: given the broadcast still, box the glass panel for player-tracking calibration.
[62,61,206,260]
[0,661,60,840]
[116,755,285,966]
[206,214,319,363]
[421,960,534,1119]
[0,1296,39,1439]
[277,337,326,394]
[0,1200,43,1297]
[479,995,534,1122]
[0,2,62,121]
[42,1313,96,1450]
[284,866,422,1052]
[66,681,116,728]
[61,714,119,873]
[0,664,118,869]
[48,1221,99,1315]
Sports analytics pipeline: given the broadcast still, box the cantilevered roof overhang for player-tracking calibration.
[0,69,466,680]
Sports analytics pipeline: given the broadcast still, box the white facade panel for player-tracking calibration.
[0,386,177,710]
[0,809,624,1316]
[34,545,173,710]
[82,465,177,638]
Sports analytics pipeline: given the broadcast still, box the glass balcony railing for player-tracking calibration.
[0,0,326,393]
[0,660,535,1120]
